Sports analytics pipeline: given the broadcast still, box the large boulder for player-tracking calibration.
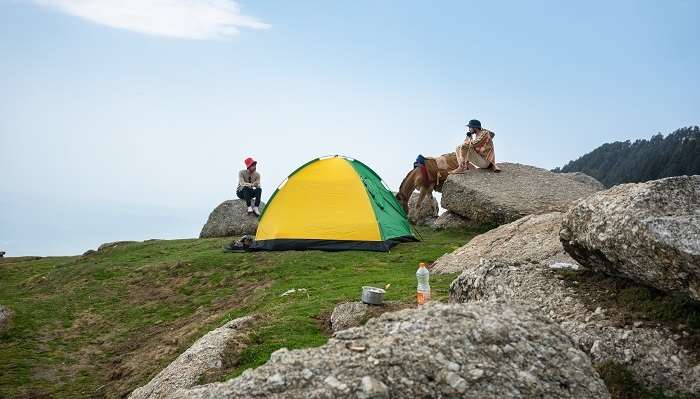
[407,192,439,226]
[559,172,607,191]
[173,302,608,398]
[450,260,700,397]
[199,200,265,238]
[446,213,700,396]
[431,211,477,230]
[560,175,700,301]
[433,212,579,274]
[129,316,254,399]
[441,163,601,226]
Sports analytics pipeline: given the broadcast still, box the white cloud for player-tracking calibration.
[34,0,270,39]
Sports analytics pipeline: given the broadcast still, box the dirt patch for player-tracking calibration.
[27,277,270,399]
[315,310,334,336]
[104,279,271,398]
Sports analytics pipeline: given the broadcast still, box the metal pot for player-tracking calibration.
[361,286,385,305]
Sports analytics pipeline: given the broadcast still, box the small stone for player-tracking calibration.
[331,302,368,332]
[447,361,460,371]
[468,368,484,380]
[518,371,537,385]
[302,368,314,380]
[0,305,13,332]
[359,376,389,399]
[349,346,367,352]
[324,375,348,392]
[266,373,285,386]
[445,371,468,393]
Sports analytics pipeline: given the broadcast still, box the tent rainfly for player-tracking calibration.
[250,156,417,251]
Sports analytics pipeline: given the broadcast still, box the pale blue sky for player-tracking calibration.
[1,0,698,255]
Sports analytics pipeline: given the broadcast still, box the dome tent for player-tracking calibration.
[251,156,417,251]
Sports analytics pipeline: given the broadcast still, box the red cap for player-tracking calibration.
[244,157,257,169]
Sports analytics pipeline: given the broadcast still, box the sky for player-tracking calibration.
[1,0,698,256]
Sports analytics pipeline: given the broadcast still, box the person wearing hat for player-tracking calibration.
[450,119,501,174]
[237,157,262,216]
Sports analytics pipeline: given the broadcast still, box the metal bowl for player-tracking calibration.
[361,286,386,305]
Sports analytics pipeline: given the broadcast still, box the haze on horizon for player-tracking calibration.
[1,0,698,256]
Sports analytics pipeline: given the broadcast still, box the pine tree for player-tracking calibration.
[553,126,700,186]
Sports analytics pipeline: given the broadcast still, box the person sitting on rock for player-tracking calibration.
[237,157,262,216]
[450,119,501,174]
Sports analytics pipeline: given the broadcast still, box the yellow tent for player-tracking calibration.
[251,156,417,251]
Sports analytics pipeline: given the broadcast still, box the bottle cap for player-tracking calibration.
[419,262,426,268]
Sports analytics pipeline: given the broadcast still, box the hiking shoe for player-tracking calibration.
[247,206,253,214]
[253,207,261,216]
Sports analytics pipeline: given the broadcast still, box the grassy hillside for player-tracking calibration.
[0,227,476,398]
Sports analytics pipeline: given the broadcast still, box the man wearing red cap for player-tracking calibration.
[237,157,262,216]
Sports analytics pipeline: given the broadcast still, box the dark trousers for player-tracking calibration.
[237,186,262,207]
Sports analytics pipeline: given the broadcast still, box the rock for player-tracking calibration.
[441,163,600,226]
[172,302,608,398]
[559,172,607,190]
[329,302,409,332]
[358,376,389,399]
[0,305,13,332]
[433,212,579,274]
[560,176,700,301]
[82,249,96,256]
[97,241,138,251]
[450,260,700,396]
[330,302,368,332]
[431,211,477,230]
[407,192,439,226]
[199,200,265,239]
[128,315,255,399]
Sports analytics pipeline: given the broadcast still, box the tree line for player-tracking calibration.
[552,126,700,187]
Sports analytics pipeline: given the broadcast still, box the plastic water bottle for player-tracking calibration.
[416,262,431,304]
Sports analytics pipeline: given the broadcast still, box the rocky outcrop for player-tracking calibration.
[129,316,255,399]
[407,193,439,226]
[450,259,700,396]
[330,302,368,332]
[98,241,138,251]
[82,241,140,256]
[441,163,600,226]
[173,302,608,398]
[199,200,265,239]
[0,305,13,332]
[560,175,700,301]
[559,172,607,190]
[431,211,477,230]
[433,212,579,274]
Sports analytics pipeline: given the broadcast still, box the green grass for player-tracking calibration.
[596,362,687,399]
[555,269,700,330]
[0,227,474,398]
